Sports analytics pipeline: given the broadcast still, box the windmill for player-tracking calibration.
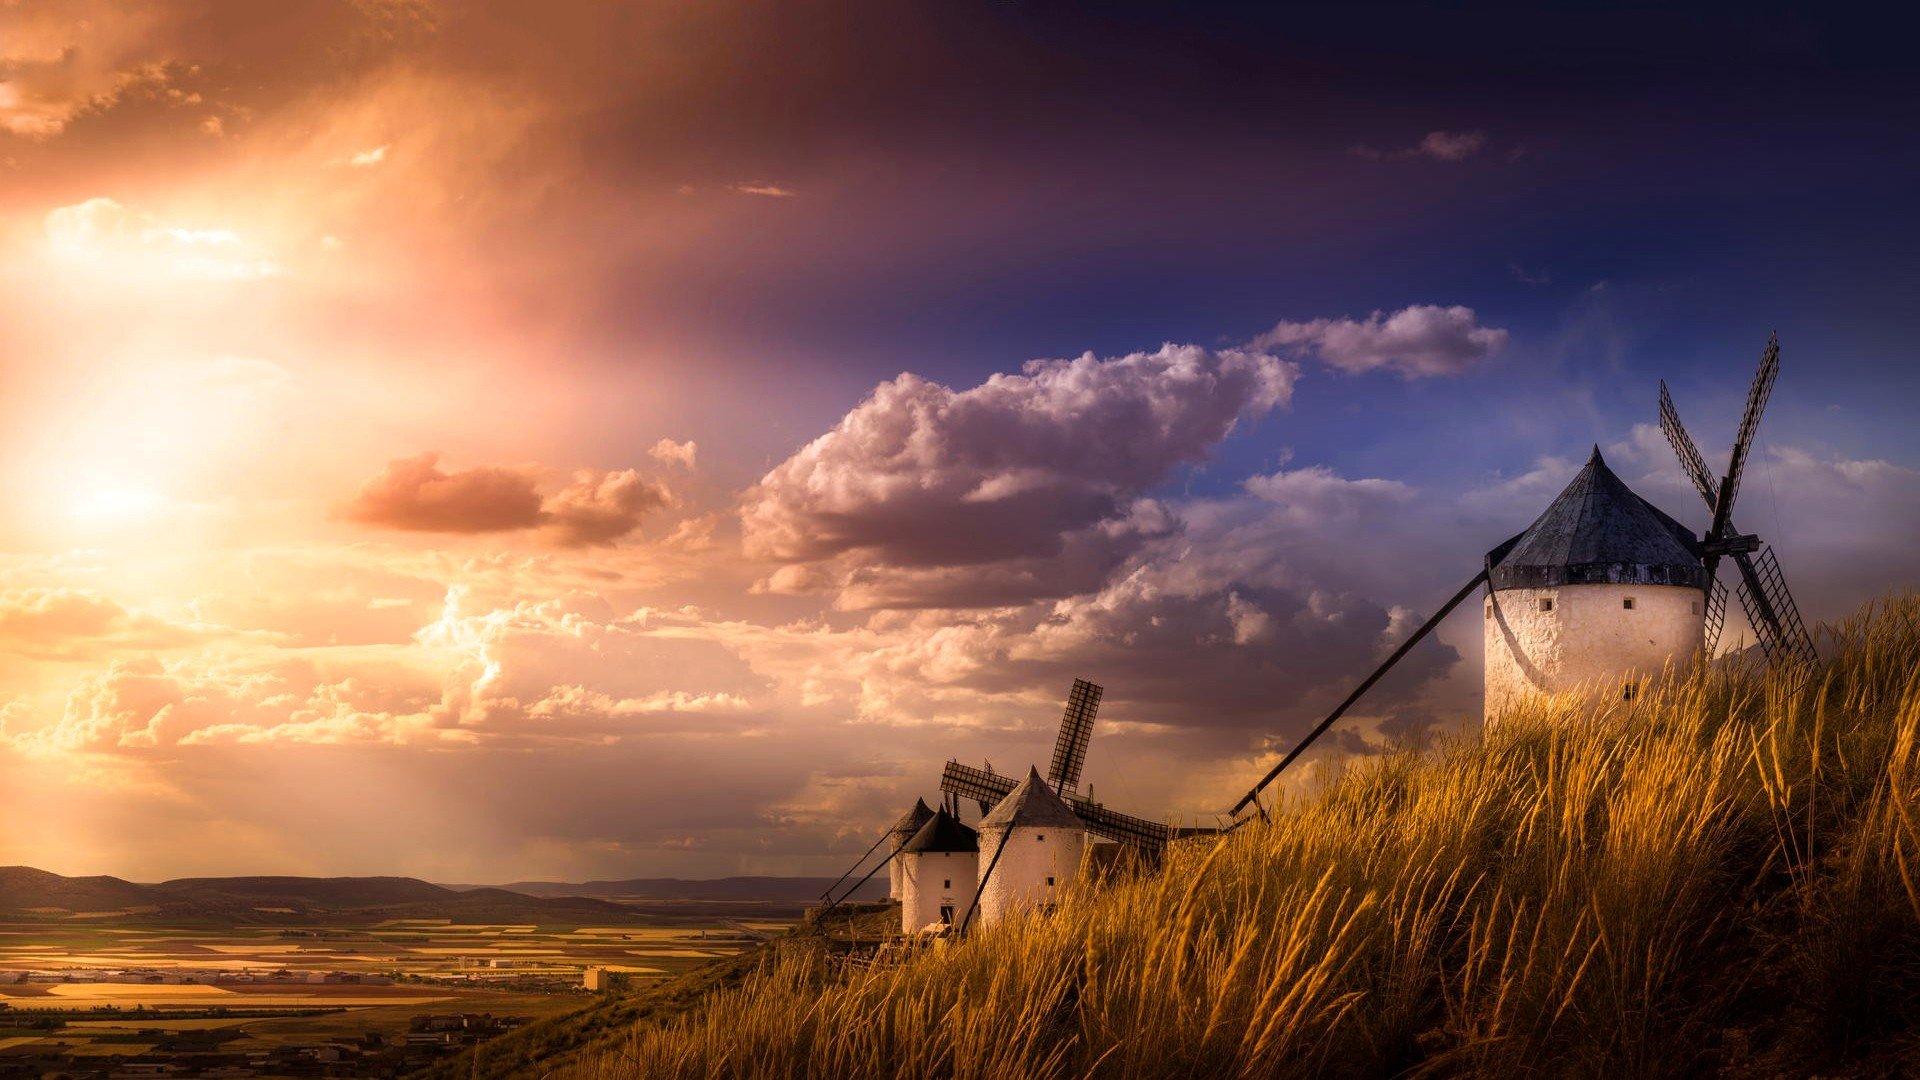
[1657,334,1818,666]
[1225,334,1817,824]
[940,679,1175,849]
[818,678,1172,916]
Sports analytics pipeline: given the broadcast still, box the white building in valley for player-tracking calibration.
[897,807,979,934]
[1484,447,1707,720]
[973,766,1088,927]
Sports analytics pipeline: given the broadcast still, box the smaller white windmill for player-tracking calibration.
[819,679,1174,921]
[939,679,1172,849]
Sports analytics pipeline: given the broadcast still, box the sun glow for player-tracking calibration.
[70,484,167,521]
[44,198,283,283]
[4,352,300,547]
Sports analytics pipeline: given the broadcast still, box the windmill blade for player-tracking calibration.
[1658,380,1720,511]
[940,760,1016,815]
[1659,379,1734,593]
[1061,795,1171,849]
[1047,679,1102,793]
[1704,577,1728,655]
[943,758,1170,849]
[1734,546,1818,668]
[1715,333,1782,531]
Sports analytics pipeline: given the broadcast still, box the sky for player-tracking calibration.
[2,1,1917,883]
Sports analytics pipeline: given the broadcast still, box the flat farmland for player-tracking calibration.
[0,982,452,1009]
[0,913,782,984]
[0,909,792,1069]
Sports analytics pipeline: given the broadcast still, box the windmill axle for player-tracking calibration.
[1700,533,1762,557]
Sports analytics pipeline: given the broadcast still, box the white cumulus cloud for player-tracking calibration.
[741,343,1297,607]
[1251,304,1507,378]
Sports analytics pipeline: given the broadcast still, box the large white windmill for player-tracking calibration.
[1227,335,1816,822]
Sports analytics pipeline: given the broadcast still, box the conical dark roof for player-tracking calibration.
[979,766,1085,832]
[900,808,978,854]
[1487,447,1705,590]
[888,799,935,845]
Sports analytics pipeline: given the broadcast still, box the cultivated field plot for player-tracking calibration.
[0,914,781,987]
[0,913,790,1064]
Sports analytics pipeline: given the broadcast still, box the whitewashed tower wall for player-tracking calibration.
[1485,583,1703,719]
[885,800,933,901]
[900,849,979,934]
[975,824,1086,926]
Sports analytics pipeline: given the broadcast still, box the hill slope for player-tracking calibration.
[0,868,881,921]
[0,866,158,912]
[154,875,455,907]
[487,877,885,902]
[566,596,1920,1079]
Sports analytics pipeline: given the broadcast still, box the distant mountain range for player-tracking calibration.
[460,877,886,902]
[0,866,629,922]
[0,866,884,921]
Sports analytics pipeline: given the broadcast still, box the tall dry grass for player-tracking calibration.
[574,595,1920,1079]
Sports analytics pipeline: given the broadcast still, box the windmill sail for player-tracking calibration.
[939,759,1170,848]
[941,760,1015,808]
[1720,335,1780,521]
[1065,798,1173,848]
[1656,335,1817,668]
[1048,679,1102,793]
[1659,381,1720,507]
[1737,547,1819,667]
[1705,576,1729,654]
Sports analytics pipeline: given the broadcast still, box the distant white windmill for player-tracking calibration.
[820,679,1176,928]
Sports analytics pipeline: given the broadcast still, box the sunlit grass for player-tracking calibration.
[576,595,1920,1078]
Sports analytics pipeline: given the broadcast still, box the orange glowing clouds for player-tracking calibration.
[0,1,194,139]
[338,454,675,546]
[343,454,548,534]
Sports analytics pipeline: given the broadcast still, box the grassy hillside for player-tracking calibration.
[411,941,778,1080]
[564,595,1920,1078]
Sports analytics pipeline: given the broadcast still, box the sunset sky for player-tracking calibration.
[3,2,1917,883]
